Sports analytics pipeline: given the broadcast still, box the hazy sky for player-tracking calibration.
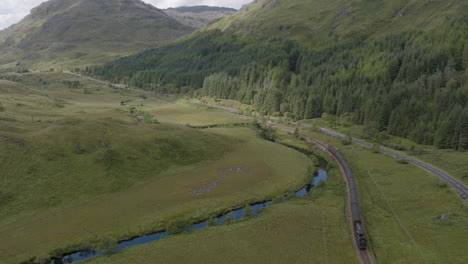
[0,0,252,30]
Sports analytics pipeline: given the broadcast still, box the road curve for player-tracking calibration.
[319,128,468,200]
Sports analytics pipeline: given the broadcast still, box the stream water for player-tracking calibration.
[50,167,328,264]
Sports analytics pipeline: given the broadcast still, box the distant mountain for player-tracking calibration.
[0,0,194,69]
[164,6,237,29]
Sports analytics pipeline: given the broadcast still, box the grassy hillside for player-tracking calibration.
[209,0,466,46]
[0,73,314,264]
[0,0,194,70]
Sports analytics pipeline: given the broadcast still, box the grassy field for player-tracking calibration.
[298,130,468,264]
[83,132,357,264]
[0,73,313,264]
[84,98,468,264]
[299,118,468,185]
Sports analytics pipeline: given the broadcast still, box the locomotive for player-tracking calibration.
[355,221,368,250]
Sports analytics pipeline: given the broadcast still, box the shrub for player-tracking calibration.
[285,192,296,200]
[242,205,253,218]
[293,127,300,138]
[436,180,448,188]
[166,219,190,234]
[272,196,285,204]
[221,212,234,224]
[207,217,217,226]
[143,112,160,124]
[397,159,409,164]
[371,144,380,153]
[93,237,118,253]
[462,171,468,180]
[341,135,352,145]
[258,123,277,142]
[378,131,390,143]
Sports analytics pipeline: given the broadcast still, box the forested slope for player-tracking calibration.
[91,0,468,150]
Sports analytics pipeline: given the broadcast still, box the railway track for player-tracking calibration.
[320,128,468,200]
[271,124,375,264]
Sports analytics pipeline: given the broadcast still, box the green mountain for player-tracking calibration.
[0,0,194,70]
[164,6,237,29]
[93,0,468,150]
[209,0,466,46]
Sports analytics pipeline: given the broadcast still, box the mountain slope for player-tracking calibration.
[0,0,194,69]
[93,0,468,150]
[164,6,237,29]
[209,0,467,46]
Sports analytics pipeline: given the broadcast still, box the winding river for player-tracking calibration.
[49,165,328,264]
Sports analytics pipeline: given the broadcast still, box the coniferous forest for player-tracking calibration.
[91,16,468,150]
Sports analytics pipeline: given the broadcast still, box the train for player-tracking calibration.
[355,221,368,250]
[327,146,368,250]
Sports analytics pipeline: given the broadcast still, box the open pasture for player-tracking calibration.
[0,73,313,263]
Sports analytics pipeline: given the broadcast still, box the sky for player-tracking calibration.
[0,0,252,30]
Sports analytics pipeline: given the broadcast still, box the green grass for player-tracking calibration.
[82,138,356,264]
[299,129,468,264]
[299,117,468,185]
[0,73,314,264]
[102,97,468,264]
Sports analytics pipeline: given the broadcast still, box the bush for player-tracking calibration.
[221,212,234,224]
[285,192,296,200]
[436,180,448,188]
[397,159,409,164]
[341,135,352,145]
[207,217,217,226]
[166,219,190,234]
[378,131,390,143]
[242,205,253,218]
[371,144,380,153]
[272,196,285,204]
[462,171,468,180]
[258,123,277,142]
[143,112,160,124]
[293,127,300,138]
[93,237,118,253]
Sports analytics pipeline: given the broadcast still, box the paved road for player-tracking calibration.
[320,128,468,200]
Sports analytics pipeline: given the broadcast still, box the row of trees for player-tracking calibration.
[90,16,468,150]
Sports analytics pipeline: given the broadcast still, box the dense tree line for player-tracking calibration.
[91,16,468,150]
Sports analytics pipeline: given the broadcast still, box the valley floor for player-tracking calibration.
[0,73,312,264]
[1,73,467,264]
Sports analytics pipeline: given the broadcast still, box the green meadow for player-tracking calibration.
[0,73,313,264]
[84,98,468,264]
